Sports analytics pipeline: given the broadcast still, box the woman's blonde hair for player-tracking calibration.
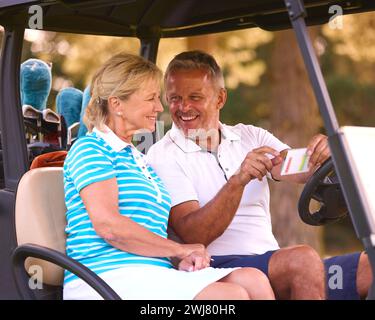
[84,52,162,132]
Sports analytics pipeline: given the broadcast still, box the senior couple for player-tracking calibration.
[63,51,371,300]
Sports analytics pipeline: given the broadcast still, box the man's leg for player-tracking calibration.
[211,251,275,275]
[357,252,373,299]
[212,244,325,300]
[324,251,372,300]
[268,245,325,299]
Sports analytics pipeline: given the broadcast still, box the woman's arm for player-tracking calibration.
[80,177,204,261]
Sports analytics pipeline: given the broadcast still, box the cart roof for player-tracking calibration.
[0,0,374,38]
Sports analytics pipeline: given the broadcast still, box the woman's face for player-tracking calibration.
[117,78,163,133]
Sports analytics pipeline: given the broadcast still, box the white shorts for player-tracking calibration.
[63,265,238,300]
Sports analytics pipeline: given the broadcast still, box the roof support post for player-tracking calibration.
[138,36,161,150]
[140,36,160,64]
[0,25,28,191]
[0,25,28,300]
[285,0,375,299]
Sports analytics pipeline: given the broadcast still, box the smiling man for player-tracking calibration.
[147,50,371,299]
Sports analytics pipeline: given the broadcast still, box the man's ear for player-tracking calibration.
[217,88,227,110]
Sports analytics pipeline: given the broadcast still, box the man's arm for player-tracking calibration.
[169,146,281,246]
[169,175,244,246]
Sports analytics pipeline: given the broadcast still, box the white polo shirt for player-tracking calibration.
[147,122,290,256]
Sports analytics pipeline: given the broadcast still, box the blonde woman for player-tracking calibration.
[63,52,275,300]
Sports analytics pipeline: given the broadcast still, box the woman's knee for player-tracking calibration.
[222,268,275,300]
[194,281,249,300]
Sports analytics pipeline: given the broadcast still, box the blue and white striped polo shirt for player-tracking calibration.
[63,126,173,284]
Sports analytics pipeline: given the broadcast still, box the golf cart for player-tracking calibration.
[0,0,374,300]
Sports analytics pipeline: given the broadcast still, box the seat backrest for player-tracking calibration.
[29,150,67,169]
[15,167,67,286]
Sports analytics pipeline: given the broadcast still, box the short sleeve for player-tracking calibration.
[254,126,290,153]
[147,145,199,207]
[65,139,117,192]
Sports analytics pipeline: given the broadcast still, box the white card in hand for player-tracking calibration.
[280,148,310,175]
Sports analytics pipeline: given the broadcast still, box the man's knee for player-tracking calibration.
[272,245,324,275]
[268,246,325,299]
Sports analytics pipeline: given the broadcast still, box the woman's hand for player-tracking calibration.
[176,243,206,260]
[175,243,211,272]
[178,250,211,272]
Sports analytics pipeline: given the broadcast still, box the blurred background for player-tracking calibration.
[1,11,374,258]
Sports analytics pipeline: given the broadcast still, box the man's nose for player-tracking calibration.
[179,98,191,112]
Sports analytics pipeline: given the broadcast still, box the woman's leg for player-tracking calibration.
[194,281,250,300]
[194,267,275,300]
[220,268,275,300]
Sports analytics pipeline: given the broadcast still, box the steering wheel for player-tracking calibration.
[298,158,348,226]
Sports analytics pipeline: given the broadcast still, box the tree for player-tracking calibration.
[321,12,375,127]
[267,28,323,252]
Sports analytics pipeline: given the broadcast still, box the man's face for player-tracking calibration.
[165,69,226,137]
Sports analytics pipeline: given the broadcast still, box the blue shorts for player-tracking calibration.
[211,251,361,300]
[211,251,276,276]
[324,252,361,300]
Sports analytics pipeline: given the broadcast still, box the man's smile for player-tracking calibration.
[179,115,199,122]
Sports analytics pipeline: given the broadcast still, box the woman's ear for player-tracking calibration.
[108,96,121,114]
[217,88,227,110]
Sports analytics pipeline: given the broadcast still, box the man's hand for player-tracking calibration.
[306,134,331,168]
[178,250,211,272]
[234,146,281,186]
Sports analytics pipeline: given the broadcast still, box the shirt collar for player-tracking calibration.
[93,125,131,152]
[220,123,241,142]
[169,122,241,153]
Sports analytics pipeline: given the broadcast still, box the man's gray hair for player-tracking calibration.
[165,50,225,88]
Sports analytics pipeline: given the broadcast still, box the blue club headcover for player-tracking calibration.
[77,85,91,138]
[20,59,52,110]
[56,87,83,128]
